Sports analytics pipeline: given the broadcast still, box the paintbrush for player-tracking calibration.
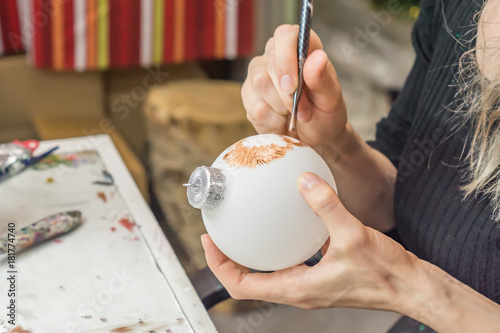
[0,211,82,255]
[289,0,314,132]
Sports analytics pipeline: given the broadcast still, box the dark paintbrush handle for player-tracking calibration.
[289,0,314,132]
[297,0,313,60]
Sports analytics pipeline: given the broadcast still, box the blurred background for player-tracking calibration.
[0,0,418,331]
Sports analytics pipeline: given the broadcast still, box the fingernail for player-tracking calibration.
[280,75,294,94]
[299,173,321,191]
[297,108,311,123]
[201,234,207,250]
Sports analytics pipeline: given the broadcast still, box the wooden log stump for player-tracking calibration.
[144,79,256,274]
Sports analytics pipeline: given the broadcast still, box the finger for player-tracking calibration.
[273,25,323,95]
[243,80,287,134]
[202,234,250,289]
[303,50,343,114]
[297,173,360,236]
[203,234,312,302]
[264,36,274,55]
[295,86,316,124]
[320,237,330,256]
[249,57,289,116]
[265,49,294,112]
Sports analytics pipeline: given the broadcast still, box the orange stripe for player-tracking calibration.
[214,0,226,58]
[51,0,64,70]
[86,0,97,69]
[173,0,185,62]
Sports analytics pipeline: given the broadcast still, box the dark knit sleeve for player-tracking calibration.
[368,1,437,167]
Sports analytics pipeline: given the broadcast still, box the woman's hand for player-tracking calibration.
[202,172,416,311]
[243,24,397,233]
[202,172,500,332]
[242,25,348,153]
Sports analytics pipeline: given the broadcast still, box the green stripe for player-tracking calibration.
[153,0,165,65]
[284,1,299,24]
[97,0,109,69]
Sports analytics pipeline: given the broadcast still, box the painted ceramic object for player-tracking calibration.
[186,134,337,271]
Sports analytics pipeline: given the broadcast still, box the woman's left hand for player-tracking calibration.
[201,172,418,312]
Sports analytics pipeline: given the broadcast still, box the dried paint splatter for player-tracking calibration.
[223,136,307,169]
[8,326,32,333]
[33,150,99,171]
[110,227,116,232]
[110,326,132,332]
[119,217,135,232]
[52,239,63,243]
[97,192,107,203]
[46,177,54,183]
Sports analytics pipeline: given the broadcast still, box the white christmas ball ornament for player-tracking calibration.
[185,134,337,271]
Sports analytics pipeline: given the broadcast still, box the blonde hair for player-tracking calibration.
[458,0,500,219]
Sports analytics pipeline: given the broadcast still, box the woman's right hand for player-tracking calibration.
[242,24,348,153]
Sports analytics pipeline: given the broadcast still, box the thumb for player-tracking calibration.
[300,50,343,122]
[298,172,355,235]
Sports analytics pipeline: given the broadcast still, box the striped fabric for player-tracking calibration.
[0,0,254,71]
[0,0,26,56]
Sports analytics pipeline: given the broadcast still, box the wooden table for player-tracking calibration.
[0,135,216,333]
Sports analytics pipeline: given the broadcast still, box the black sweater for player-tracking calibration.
[370,0,499,303]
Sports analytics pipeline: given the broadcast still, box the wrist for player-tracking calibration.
[396,259,460,327]
[395,259,500,332]
[313,123,360,165]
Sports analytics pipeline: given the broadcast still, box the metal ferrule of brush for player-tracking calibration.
[185,166,226,211]
[292,60,305,111]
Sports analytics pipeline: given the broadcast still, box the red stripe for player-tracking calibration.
[109,0,139,68]
[33,0,43,66]
[0,2,8,53]
[129,0,141,67]
[238,0,254,56]
[40,0,52,68]
[163,0,174,63]
[109,0,125,67]
[33,0,52,68]
[199,0,215,59]
[64,0,74,69]
[184,0,196,61]
[0,0,23,53]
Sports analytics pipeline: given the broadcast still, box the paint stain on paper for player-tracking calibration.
[8,326,31,333]
[97,192,107,203]
[107,320,181,333]
[119,217,135,232]
[46,177,54,183]
[110,327,132,332]
[52,239,63,243]
[111,227,116,232]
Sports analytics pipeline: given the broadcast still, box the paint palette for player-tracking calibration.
[187,134,337,271]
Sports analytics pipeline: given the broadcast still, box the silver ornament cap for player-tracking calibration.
[184,166,225,211]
